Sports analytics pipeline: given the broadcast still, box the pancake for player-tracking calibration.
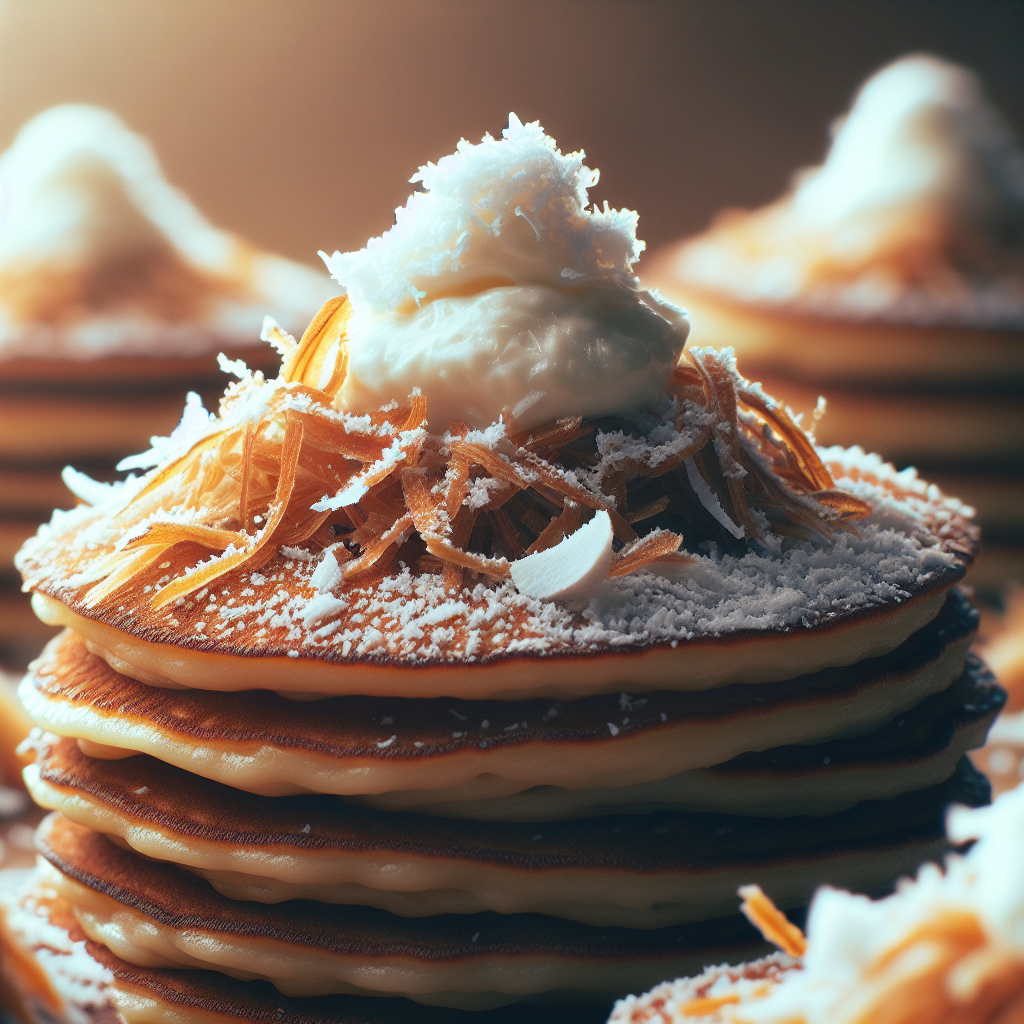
[752,378,1024,468]
[0,393,189,464]
[362,654,1003,819]
[36,813,776,1008]
[0,590,60,658]
[921,472,1023,543]
[19,591,975,799]
[8,113,1000,1018]
[23,742,989,927]
[19,422,976,701]
[0,467,82,518]
[0,105,337,366]
[29,577,959,702]
[0,346,281,391]
[0,882,617,1024]
[0,518,39,573]
[16,320,977,703]
[0,106,336,670]
[645,56,1022,605]
[645,57,1024,386]
[631,284,1024,392]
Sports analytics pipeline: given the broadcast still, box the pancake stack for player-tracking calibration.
[0,117,1005,1022]
[646,55,1024,597]
[0,104,337,662]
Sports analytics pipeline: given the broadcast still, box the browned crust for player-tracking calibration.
[95,941,613,1023]
[31,739,988,873]
[28,592,976,763]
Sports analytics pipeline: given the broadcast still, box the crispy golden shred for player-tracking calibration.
[74,299,870,612]
[738,884,808,959]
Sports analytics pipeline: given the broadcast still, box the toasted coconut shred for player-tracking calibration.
[16,117,974,663]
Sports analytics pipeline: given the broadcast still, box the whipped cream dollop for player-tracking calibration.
[0,105,338,359]
[321,115,689,429]
[674,55,1024,327]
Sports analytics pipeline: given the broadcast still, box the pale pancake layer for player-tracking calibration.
[25,747,988,927]
[0,467,77,517]
[29,579,956,702]
[0,347,280,389]
[360,656,1002,819]
[643,281,1024,391]
[0,350,282,465]
[0,393,187,463]
[20,593,975,798]
[0,518,38,572]
[37,814,775,1007]
[0,589,58,643]
[0,882,626,1023]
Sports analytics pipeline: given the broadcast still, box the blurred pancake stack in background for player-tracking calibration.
[647,55,1024,599]
[0,104,338,665]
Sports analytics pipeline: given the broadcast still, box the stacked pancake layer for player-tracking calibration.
[6,342,1002,1019]
[646,55,1024,595]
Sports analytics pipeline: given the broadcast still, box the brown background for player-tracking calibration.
[0,0,1019,270]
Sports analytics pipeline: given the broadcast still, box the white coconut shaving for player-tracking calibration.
[510,510,614,601]
[321,114,689,429]
[0,105,338,358]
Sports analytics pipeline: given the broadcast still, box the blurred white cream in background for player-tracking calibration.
[0,105,337,359]
[674,54,1024,324]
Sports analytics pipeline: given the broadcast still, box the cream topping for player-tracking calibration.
[673,55,1024,327]
[321,114,689,428]
[0,105,337,358]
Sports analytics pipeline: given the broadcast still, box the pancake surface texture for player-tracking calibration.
[8,114,1000,1017]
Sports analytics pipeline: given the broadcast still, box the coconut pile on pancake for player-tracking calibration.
[3,115,1001,1019]
[0,104,337,661]
[609,780,1024,1024]
[646,55,1024,595]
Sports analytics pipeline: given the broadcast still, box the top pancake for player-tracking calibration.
[22,444,976,700]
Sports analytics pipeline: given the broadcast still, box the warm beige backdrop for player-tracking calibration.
[0,0,1019,271]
